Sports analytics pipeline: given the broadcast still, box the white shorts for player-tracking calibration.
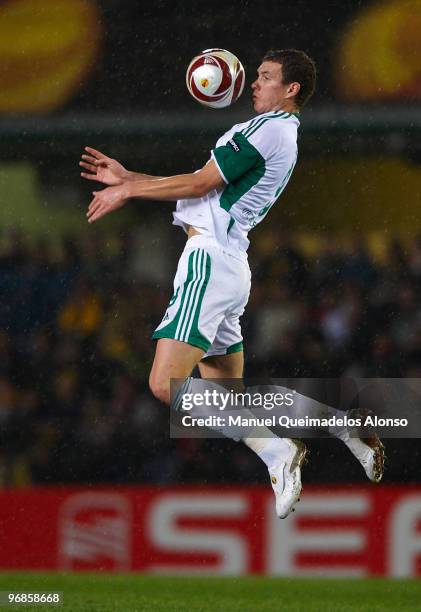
[152,235,251,356]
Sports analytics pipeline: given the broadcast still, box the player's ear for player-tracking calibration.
[286,82,300,99]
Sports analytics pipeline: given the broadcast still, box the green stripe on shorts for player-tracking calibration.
[152,249,196,340]
[226,341,243,354]
[152,249,212,351]
[186,252,211,347]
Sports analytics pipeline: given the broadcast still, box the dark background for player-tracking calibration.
[67,0,364,113]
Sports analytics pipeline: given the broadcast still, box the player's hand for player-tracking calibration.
[80,147,130,186]
[87,185,129,223]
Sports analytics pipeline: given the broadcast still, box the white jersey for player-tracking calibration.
[173,110,300,259]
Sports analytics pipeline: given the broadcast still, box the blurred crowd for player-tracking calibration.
[1,226,421,486]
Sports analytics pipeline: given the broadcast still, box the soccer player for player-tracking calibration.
[80,50,384,517]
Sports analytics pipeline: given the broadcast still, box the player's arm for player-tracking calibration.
[128,171,163,181]
[126,161,224,200]
[86,160,224,224]
[80,147,164,186]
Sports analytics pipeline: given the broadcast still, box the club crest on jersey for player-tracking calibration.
[228,138,241,152]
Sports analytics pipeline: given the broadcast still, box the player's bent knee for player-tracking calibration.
[149,373,171,406]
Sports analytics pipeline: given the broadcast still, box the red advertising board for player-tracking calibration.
[0,486,420,576]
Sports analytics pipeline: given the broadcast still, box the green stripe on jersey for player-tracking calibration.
[240,111,286,138]
[256,157,297,221]
[213,131,264,185]
[245,112,288,139]
[218,133,265,212]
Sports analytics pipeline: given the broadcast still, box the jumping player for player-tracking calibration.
[80,50,384,518]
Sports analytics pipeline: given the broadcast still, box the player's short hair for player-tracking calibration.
[262,49,316,108]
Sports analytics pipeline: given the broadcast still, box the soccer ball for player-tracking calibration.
[186,48,245,109]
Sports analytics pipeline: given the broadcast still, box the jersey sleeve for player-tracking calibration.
[211,131,264,184]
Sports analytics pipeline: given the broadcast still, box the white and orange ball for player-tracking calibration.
[186,48,245,109]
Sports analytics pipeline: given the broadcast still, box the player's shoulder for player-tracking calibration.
[238,111,300,140]
[234,111,299,157]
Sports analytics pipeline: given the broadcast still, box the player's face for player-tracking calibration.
[252,61,295,113]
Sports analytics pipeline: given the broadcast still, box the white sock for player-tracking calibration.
[343,437,372,462]
[243,429,291,469]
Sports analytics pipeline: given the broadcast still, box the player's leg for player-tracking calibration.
[150,241,213,403]
[149,338,204,405]
[150,239,304,517]
[198,351,244,379]
[343,433,385,483]
[199,349,306,518]
[200,345,382,496]
[246,379,385,483]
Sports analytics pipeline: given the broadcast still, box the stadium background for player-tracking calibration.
[1,0,421,599]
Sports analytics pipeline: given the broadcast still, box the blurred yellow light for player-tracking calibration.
[336,0,421,101]
[0,0,103,113]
